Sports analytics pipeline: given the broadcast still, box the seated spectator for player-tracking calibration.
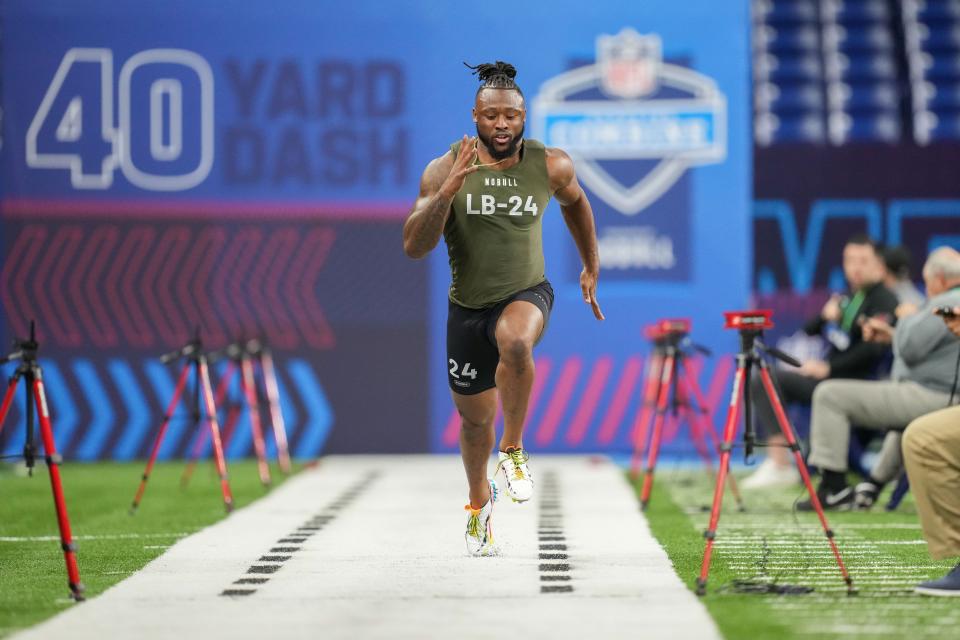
[902,305,960,596]
[882,244,926,307]
[800,247,960,510]
[845,245,926,493]
[743,234,898,488]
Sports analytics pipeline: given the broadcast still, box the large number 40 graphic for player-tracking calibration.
[26,48,214,191]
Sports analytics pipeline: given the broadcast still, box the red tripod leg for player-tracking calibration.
[639,351,675,508]
[697,360,747,595]
[181,362,236,488]
[758,365,855,594]
[260,351,292,473]
[199,358,234,511]
[630,352,662,479]
[131,364,191,513]
[681,370,745,510]
[32,377,85,601]
[0,376,20,438]
[241,356,271,486]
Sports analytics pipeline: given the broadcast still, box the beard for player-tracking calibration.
[477,123,525,161]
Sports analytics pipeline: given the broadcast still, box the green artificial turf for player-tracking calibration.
[639,468,960,640]
[0,459,295,637]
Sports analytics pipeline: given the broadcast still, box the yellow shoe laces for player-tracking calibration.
[464,504,483,538]
[496,448,529,480]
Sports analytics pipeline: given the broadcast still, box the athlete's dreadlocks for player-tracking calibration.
[464,61,523,97]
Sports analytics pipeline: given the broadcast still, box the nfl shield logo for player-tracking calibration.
[598,28,661,99]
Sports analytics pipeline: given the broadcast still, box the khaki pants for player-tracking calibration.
[903,405,960,560]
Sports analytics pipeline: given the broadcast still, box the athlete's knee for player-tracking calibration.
[457,405,496,430]
[497,333,534,364]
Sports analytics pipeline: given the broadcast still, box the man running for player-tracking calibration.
[403,61,604,556]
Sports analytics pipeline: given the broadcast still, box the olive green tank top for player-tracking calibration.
[444,138,552,309]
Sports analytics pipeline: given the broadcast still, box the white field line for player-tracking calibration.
[706,523,922,530]
[0,533,191,542]
[715,542,926,548]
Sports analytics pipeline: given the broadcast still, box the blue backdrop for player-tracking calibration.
[0,1,750,459]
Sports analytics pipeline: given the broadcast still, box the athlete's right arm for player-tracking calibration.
[402,135,479,259]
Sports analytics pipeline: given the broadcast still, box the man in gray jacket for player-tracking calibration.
[799,246,960,510]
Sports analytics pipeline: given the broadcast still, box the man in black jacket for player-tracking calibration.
[742,234,899,488]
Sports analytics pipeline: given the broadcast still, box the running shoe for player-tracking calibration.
[796,484,855,511]
[464,479,499,557]
[496,447,534,503]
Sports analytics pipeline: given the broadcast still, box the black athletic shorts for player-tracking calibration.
[446,279,554,395]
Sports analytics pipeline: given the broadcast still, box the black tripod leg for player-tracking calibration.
[681,366,745,511]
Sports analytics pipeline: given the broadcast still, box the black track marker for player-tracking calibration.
[536,471,574,594]
[220,471,380,597]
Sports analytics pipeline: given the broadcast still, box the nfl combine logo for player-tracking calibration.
[532,28,728,216]
[598,30,661,99]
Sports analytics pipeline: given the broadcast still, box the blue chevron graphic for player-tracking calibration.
[109,359,151,460]
[288,359,332,458]
[40,360,79,456]
[144,360,190,461]
[72,360,115,461]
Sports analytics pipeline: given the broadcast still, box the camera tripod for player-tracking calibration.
[631,320,743,511]
[696,310,854,596]
[180,342,271,487]
[0,322,84,600]
[181,338,290,488]
[130,335,234,513]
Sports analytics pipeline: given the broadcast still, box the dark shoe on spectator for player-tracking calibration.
[797,485,854,511]
[853,481,881,510]
[916,563,960,597]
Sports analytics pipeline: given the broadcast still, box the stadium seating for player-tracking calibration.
[753,0,960,145]
[754,0,902,145]
[904,0,960,142]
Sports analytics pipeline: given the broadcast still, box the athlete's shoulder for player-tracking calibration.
[543,145,572,162]
[419,149,456,192]
[543,146,575,185]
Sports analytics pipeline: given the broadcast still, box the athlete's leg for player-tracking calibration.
[453,388,498,509]
[494,300,545,452]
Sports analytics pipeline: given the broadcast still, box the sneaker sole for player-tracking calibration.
[468,544,500,557]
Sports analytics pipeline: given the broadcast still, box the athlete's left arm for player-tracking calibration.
[548,147,604,321]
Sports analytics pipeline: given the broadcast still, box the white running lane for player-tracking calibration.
[13,455,719,640]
